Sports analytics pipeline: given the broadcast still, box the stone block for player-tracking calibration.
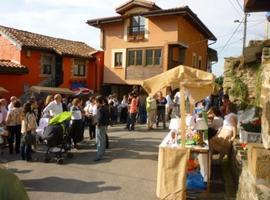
[248,143,270,181]
[261,88,270,149]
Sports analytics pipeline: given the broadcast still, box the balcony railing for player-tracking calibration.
[128,25,145,36]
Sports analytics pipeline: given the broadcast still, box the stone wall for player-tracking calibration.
[236,161,270,200]
[223,40,270,105]
[261,47,270,149]
[223,57,260,102]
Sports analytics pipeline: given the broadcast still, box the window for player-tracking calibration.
[114,52,123,67]
[73,59,86,76]
[198,56,202,69]
[41,55,53,75]
[129,16,145,35]
[192,53,197,68]
[146,49,162,66]
[127,50,143,66]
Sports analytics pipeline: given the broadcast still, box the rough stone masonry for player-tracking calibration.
[261,47,270,149]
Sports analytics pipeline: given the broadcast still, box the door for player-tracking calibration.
[54,55,63,86]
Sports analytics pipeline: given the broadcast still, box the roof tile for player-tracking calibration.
[0,25,96,58]
[0,60,28,74]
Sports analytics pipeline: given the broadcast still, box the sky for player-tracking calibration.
[0,0,268,77]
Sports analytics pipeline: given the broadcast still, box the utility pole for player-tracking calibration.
[243,13,248,55]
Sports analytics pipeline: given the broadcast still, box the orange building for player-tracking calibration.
[87,0,217,95]
[0,25,104,99]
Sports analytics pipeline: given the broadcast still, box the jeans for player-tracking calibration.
[7,125,21,154]
[96,125,106,159]
[21,135,31,160]
[89,124,96,139]
[127,112,137,130]
[156,109,166,128]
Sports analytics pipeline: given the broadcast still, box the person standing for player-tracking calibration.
[84,96,97,140]
[156,91,167,129]
[6,100,22,154]
[94,96,109,161]
[0,99,8,125]
[146,95,157,130]
[165,90,174,121]
[21,102,37,161]
[70,98,83,149]
[220,94,231,117]
[42,94,63,117]
[8,96,17,111]
[127,93,138,131]
[120,95,128,123]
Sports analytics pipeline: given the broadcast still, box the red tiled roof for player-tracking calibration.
[0,60,29,74]
[0,25,96,58]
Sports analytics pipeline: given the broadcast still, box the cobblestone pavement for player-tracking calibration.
[1,124,228,200]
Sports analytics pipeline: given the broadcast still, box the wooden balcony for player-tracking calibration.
[126,66,163,80]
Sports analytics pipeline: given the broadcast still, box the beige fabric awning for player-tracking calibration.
[30,86,74,95]
[0,86,8,93]
[141,65,215,102]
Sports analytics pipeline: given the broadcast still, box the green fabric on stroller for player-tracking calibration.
[49,112,72,125]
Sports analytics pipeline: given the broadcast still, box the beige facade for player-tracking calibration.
[87,0,216,88]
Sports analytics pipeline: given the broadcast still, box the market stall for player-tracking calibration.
[30,86,74,95]
[142,65,215,199]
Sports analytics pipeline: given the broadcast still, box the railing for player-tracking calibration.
[128,25,145,36]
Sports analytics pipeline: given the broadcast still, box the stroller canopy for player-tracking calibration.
[49,112,72,125]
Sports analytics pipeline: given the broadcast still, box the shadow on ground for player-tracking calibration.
[23,177,121,194]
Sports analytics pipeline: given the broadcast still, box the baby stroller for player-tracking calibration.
[43,112,73,164]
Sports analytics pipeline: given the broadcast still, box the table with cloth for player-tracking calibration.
[156,128,211,199]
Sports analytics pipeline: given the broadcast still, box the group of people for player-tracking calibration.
[0,93,112,162]
[0,96,38,161]
[0,85,237,163]
[193,92,238,161]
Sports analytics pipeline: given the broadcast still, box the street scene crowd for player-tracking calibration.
[0,85,236,163]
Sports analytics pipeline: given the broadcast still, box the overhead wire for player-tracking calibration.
[235,0,243,11]
[218,19,243,54]
[215,37,243,49]
[227,0,243,17]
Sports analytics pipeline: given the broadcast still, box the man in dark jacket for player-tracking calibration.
[94,96,109,161]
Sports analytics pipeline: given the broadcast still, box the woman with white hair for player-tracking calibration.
[42,94,63,117]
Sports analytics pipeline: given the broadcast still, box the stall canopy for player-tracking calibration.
[30,86,74,95]
[142,65,215,148]
[141,65,215,103]
[0,86,8,93]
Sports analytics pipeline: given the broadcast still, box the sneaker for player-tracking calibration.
[93,157,102,162]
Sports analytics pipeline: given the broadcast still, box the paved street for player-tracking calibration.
[1,125,228,200]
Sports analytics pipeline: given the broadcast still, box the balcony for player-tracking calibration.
[128,25,145,41]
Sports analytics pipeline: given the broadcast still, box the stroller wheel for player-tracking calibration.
[67,153,73,159]
[57,158,64,165]
[44,156,51,163]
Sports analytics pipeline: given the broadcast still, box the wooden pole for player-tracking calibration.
[180,83,186,148]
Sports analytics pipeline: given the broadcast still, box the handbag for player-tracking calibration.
[24,131,36,145]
